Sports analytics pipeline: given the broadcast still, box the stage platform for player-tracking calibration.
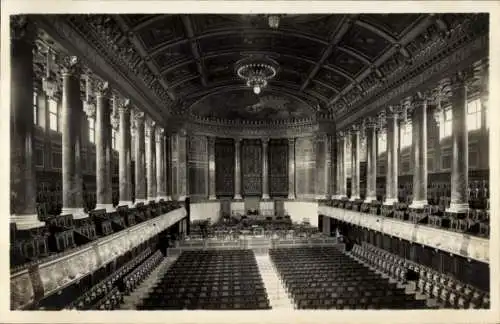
[167,236,345,256]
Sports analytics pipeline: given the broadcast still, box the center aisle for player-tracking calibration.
[254,254,295,310]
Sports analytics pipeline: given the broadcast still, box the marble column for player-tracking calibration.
[165,135,172,201]
[350,126,361,200]
[156,127,167,201]
[208,136,217,200]
[234,138,242,200]
[364,119,378,203]
[338,132,348,198]
[177,131,188,201]
[409,96,428,209]
[262,138,270,200]
[333,136,341,198]
[118,99,133,207]
[61,56,86,219]
[325,135,332,199]
[384,106,400,205]
[133,110,147,204]
[446,73,470,213]
[10,16,45,229]
[287,138,296,199]
[95,81,114,212]
[146,118,156,202]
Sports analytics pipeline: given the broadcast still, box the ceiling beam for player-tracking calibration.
[337,46,372,66]
[114,16,176,102]
[181,15,208,87]
[354,20,397,44]
[149,27,328,57]
[328,15,435,107]
[300,15,355,91]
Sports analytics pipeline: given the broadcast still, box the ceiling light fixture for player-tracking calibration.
[235,56,279,95]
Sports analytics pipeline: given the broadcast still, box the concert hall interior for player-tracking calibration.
[7,13,492,312]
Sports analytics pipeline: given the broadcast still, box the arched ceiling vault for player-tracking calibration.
[38,13,488,124]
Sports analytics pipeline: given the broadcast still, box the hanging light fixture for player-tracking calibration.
[42,48,58,98]
[268,15,281,29]
[235,56,279,95]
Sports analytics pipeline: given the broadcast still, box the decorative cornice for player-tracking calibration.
[34,16,166,125]
[337,22,488,129]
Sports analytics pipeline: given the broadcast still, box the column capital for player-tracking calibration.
[60,55,82,77]
[364,116,378,129]
[118,98,132,114]
[145,117,156,136]
[10,15,36,42]
[95,80,111,98]
[110,109,120,130]
[262,137,270,145]
[386,105,401,119]
[349,123,361,135]
[207,136,216,145]
[234,137,242,145]
[132,109,145,126]
[155,127,164,142]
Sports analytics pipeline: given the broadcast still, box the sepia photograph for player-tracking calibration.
[1,1,499,324]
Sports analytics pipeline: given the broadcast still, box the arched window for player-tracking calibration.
[400,122,412,149]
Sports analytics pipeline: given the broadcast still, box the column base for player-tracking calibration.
[134,199,148,206]
[61,207,88,219]
[10,214,46,230]
[177,195,187,202]
[315,195,327,200]
[337,194,347,200]
[165,196,173,201]
[364,196,377,203]
[147,197,157,203]
[262,194,270,200]
[118,201,134,208]
[95,204,116,213]
[409,200,428,209]
[446,203,469,214]
[208,195,217,200]
[287,194,296,200]
[233,194,242,200]
[349,196,360,201]
[383,198,398,206]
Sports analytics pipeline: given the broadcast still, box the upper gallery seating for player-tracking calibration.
[325,179,489,238]
[350,244,490,309]
[269,246,427,310]
[138,250,271,310]
[10,200,182,272]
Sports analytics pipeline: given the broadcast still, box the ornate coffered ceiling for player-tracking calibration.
[32,13,488,127]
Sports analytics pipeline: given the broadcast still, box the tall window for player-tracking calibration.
[112,129,117,150]
[467,98,482,131]
[439,108,452,140]
[33,92,38,125]
[88,117,95,143]
[49,99,59,132]
[400,122,412,149]
[377,132,387,155]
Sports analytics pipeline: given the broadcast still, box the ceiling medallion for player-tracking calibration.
[235,56,279,95]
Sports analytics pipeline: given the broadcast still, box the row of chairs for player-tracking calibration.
[138,250,271,310]
[269,246,426,310]
[123,250,164,294]
[65,247,153,310]
[350,244,489,309]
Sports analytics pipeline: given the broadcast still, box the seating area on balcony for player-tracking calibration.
[10,200,182,272]
[269,246,427,309]
[138,250,271,310]
[324,178,489,238]
[349,244,490,309]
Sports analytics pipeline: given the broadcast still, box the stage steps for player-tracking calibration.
[120,255,179,310]
[255,254,294,310]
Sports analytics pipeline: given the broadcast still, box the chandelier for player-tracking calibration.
[235,56,279,95]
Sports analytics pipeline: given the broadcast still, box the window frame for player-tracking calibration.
[48,98,59,132]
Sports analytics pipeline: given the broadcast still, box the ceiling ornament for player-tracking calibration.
[267,15,284,29]
[235,56,279,95]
